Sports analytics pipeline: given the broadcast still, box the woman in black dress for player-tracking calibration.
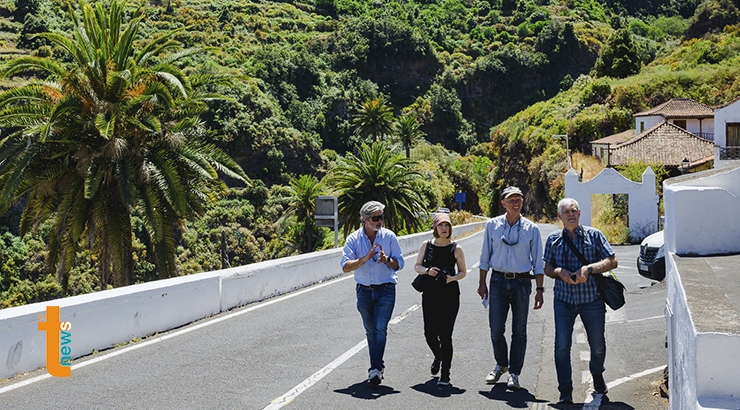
[413,212,467,386]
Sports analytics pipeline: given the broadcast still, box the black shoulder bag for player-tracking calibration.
[412,241,456,293]
[562,230,625,310]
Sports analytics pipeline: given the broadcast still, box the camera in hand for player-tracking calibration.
[435,267,455,283]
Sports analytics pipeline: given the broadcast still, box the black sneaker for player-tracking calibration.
[592,372,608,394]
[368,368,382,385]
[430,358,441,376]
[437,374,450,386]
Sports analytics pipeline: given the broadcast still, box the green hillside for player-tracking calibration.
[0,0,721,185]
[2,0,740,305]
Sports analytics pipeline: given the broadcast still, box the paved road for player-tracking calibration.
[0,224,669,409]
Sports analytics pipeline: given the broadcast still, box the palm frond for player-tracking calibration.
[0,56,66,79]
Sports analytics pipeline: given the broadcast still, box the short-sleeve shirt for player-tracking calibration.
[341,226,405,286]
[543,225,614,305]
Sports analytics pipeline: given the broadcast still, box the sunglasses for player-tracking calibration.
[501,219,521,246]
[370,214,384,222]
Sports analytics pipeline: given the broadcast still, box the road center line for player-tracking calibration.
[263,304,421,410]
[1,232,482,396]
[0,274,357,395]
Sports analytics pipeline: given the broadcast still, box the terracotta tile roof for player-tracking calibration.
[609,121,714,167]
[633,98,714,119]
[591,129,634,145]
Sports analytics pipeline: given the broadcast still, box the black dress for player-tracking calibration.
[421,241,460,379]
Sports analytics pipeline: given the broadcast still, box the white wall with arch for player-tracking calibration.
[564,167,659,242]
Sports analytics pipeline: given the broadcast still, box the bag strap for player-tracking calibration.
[563,229,609,284]
[562,229,589,267]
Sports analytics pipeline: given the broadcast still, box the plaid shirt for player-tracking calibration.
[543,225,614,305]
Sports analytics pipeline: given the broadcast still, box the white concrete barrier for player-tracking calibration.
[0,220,486,380]
[1,275,221,381]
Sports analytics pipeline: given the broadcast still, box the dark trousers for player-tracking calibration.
[422,287,460,376]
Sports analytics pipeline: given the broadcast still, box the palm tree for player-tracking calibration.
[395,114,425,158]
[352,97,395,142]
[328,141,427,237]
[285,174,324,252]
[0,0,249,291]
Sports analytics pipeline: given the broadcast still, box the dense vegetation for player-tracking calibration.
[2,0,740,307]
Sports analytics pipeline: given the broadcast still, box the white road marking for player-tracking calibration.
[263,234,483,409]
[606,306,627,323]
[1,233,486,399]
[0,275,357,395]
[577,366,665,409]
[626,315,664,323]
[583,392,604,408]
[263,304,421,410]
[606,365,665,391]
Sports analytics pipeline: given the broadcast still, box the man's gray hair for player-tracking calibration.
[557,198,580,214]
[360,201,385,220]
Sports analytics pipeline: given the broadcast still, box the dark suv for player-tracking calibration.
[637,231,665,281]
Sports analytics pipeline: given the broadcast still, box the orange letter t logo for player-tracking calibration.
[37,306,71,377]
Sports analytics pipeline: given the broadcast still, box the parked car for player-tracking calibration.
[435,207,450,213]
[637,231,665,281]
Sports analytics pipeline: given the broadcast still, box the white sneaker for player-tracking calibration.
[485,364,508,384]
[507,373,520,390]
[368,368,382,385]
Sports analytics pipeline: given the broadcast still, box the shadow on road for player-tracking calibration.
[547,394,636,409]
[334,380,401,400]
[410,378,466,397]
[479,382,546,408]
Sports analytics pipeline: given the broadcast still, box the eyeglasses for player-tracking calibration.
[501,219,521,246]
[370,214,384,222]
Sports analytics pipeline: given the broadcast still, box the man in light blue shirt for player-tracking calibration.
[341,201,404,385]
[478,186,544,391]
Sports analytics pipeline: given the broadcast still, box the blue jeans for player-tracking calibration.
[553,297,606,397]
[356,283,396,372]
[488,274,532,375]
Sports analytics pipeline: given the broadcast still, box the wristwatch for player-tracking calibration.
[536,287,545,292]
[385,257,393,265]
[587,266,593,274]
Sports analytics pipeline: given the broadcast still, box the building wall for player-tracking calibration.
[663,165,740,409]
[713,99,740,163]
[635,115,663,133]
[564,166,659,241]
[677,118,714,136]
[665,252,698,410]
[666,167,740,255]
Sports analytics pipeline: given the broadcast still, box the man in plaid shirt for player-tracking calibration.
[543,198,618,404]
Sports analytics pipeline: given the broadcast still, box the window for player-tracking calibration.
[673,120,686,129]
[640,122,644,132]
